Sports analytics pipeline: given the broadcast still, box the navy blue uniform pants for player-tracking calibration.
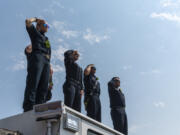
[63,81,81,112]
[86,95,101,122]
[111,108,128,135]
[23,53,50,112]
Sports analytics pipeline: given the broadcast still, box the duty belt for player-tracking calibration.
[111,106,125,110]
[66,78,81,85]
[87,90,99,96]
[33,50,50,60]
[43,54,50,60]
[90,93,99,97]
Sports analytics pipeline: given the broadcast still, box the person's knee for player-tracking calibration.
[64,94,72,106]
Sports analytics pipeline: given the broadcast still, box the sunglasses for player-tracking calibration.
[91,67,96,70]
[43,23,50,29]
[74,53,79,56]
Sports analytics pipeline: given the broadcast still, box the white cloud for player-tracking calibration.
[62,30,79,38]
[122,65,132,70]
[51,20,66,32]
[140,69,161,75]
[140,71,146,75]
[154,101,166,108]
[52,45,67,62]
[42,0,64,15]
[15,13,25,19]
[150,12,180,23]
[52,64,64,73]
[83,28,110,44]
[51,21,79,39]
[43,8,55,15]
[50,45,67,74]
[12,59,26,71]
[160,0,180,7]
[11,53,26,71]
[151,69,161,74]
[129,124,150,133]
[129,125,140,133]
[51,0,64,9]
[57,38,64,43]
[52,22,111,42]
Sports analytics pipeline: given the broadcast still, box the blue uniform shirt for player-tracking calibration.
[108,80,126,108]
[26,25,51,57]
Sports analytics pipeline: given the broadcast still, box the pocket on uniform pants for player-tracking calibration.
[63,82,74,94]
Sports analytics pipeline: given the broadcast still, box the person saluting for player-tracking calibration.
[23,17,51,112]
[84,64,101,122]
[63,50,84,112]
[108,77,128,135]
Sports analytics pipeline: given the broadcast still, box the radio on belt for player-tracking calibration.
[63,113,79,132]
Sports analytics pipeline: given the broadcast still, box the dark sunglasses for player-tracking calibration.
[43,23,50,29]
[74,54,79,57]
[91,67,96,70]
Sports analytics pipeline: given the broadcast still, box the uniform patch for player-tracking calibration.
[45,40,51,48]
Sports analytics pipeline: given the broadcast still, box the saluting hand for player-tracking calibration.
[84,64,94,76]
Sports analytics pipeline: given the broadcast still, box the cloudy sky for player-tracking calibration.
[0,0,180,134]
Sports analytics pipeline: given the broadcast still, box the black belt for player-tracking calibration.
[88,93,99,96]
[90,91,99,96]
[111,106,125,110]
[66,78,81,85]
[33,50,50,60]
[42,53,50,60]
[91,93,99,97]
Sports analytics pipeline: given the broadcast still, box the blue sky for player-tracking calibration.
[0,0,180,134]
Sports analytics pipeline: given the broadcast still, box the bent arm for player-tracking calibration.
[25,17,37,27]
[64,50,75,65]
[80,69,84,91]
[84,64,94,76]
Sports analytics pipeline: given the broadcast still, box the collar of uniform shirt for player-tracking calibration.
[114,87,119,91]
[114,87,122,92]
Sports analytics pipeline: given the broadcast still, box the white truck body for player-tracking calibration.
[0,101,123,135]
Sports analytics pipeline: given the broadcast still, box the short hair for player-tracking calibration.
[64,50,74,58]
[36,20,46,28]
[112,77,120,82]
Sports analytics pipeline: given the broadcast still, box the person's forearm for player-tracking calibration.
[25,17,37,27]
[84,65,93,76]
[84,67,91,76]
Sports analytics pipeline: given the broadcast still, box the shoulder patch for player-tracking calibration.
[45,40,50,48]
